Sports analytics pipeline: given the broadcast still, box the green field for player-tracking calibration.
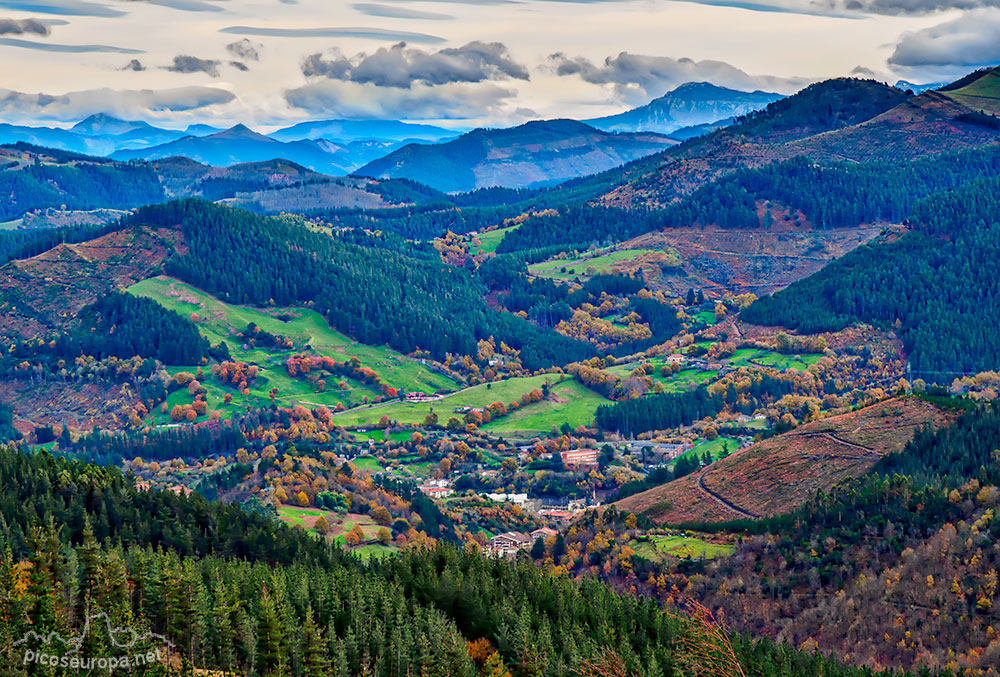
[471,225,519,254]
[483,380,608,435]
[943,68,1000,114]
[729,348,822,371]
[353,430,412,443]
[606,359,717,393]
[278,507,385,544]
[692,310,719,326]
[354,543,398,560]
[682,436,739,463]
[634,534,734,560]
[528,248,671,281]
[277,505,332,529]
[130,276,456,422]
[333,374,605,431]
[352,456,385,473]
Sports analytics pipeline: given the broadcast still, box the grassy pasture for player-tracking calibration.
[634,534,734,560]
[130,276,456,423]
[528,248,670,281]
[333,374,603,431]
[483,380,608,435]
[471,225,519,254]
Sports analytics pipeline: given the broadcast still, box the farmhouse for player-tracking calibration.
[530,527,559,541]
[561,449,599,470]
[665,354,686,365]
[418,482,454,499]
[486,532,532,556]
[486,492,528,505]
[537,509,574,522]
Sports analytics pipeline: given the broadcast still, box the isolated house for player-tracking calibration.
[487,532,532,556]
[561,449,599,470]
[530,527,558,541]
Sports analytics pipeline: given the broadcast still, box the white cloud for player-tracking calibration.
[351,3,455,20]
[0,18,51,35]
[0,86,236,122]
[889,8,1000,71]
[548,51,810,103]
[164,54,221,76]
[302,41,529,88]
[284,79,520,120]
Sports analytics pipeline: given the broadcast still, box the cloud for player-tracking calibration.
[302,41,529,88]
[666,0,1000,17]
[0,37,142,53]
[352,3,455,20]
[889,8,1000,70]
[0,86,236,121]
[860,0,1000,15]
[226,38,260,62]
[668,0,859,17]
[165,54,221,77]
[0,0,125,17]
[0,18,51,35]
[125,0,228,10]
[388,0,516,3]
[219,25,445,44]
[549,51,809,102]
[285,79,518,119]
[122,58,146,71]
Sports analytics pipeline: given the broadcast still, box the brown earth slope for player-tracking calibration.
[623,223,889,296]
[0,226,181,338]
[615,397,951,524]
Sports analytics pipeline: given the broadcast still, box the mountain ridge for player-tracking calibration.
[356,118,677,192]
[587,81,783,135]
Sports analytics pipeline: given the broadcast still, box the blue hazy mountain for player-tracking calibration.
[110,124,381,174]
[586,82,783,135]
[356,118,676,193]
[270,119,455,143]
[894,80,946,94]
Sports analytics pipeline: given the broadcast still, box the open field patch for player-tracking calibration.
[333,374,606,432]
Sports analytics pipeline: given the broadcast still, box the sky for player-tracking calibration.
[0,0,996,130]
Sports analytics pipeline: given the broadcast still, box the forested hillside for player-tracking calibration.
[673,399,1000,672]
[0,145,164,220]
[742,177,1000,374]
[134,200,593,369]
[0,443,936,676]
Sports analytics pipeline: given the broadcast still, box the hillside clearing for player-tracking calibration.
[614,397,952,524]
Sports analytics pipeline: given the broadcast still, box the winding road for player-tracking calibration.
[695,467,760,520]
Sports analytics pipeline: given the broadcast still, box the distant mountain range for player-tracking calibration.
[0,143,448,225]
[356,119,676,192]
[587,82,783,135]
[0,115,456,174]
[110,124,389,176]
[0,82,785,182]
[269,119,454,143]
